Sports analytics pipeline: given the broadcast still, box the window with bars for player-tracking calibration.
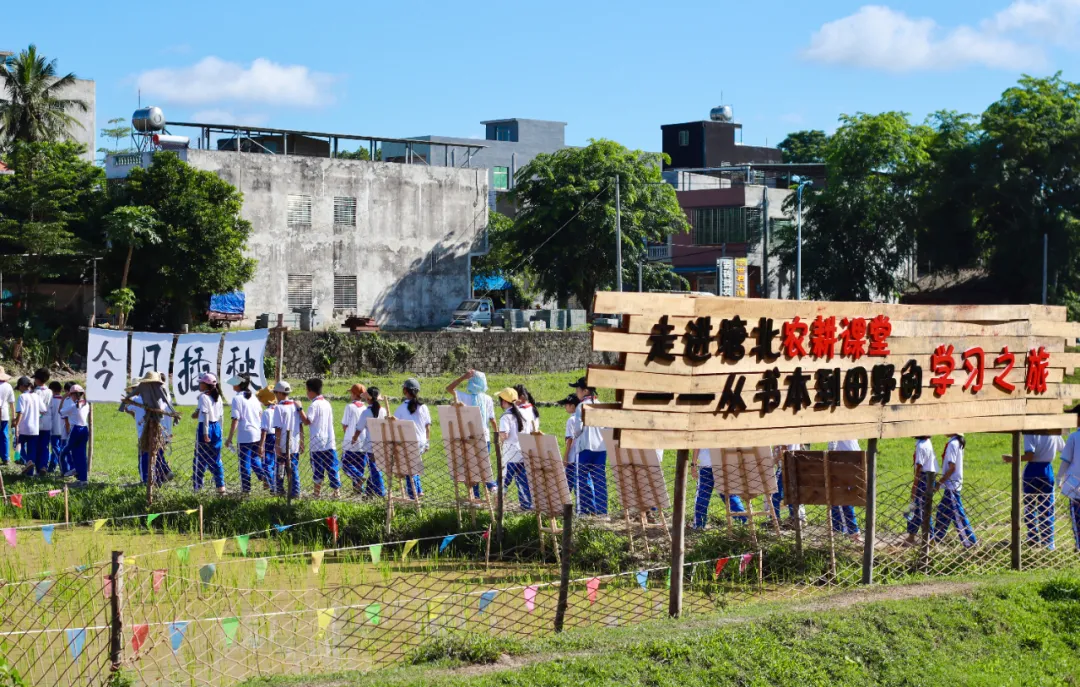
[287,274,313,311]
[690,207,763,245]
[287,194,312,226]
[678,130,689,146]
[334,275,358,311]
[333,196,356,227]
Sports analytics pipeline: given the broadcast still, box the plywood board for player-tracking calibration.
[713,446,778,499]
[602,429,670,513]
[782,450,867,507]
[368,417,425,478]
[518,433,572,518]
[437,404,493,487]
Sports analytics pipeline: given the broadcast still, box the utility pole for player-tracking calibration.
[1043,234,1048,305]
[638,260,643,292]
[762,187,769,299]
[615,174,622,292]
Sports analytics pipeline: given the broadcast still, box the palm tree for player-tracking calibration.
[0,44,88,146]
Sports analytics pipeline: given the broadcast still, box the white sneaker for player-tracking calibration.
[62,469,76,477]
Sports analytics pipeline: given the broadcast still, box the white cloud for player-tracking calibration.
[190,110,269,126]
[803,4,1047,72]
[987,0,1080,44]
[136,57,334,107]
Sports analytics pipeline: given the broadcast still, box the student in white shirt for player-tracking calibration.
[905,436,938,544]
[446,370,498,497]
[341,383,368,494]
[14,376,42,475]
[393,378,430,500]
[30,368,51,475]
[0,367,14,466]
[190,373,226,495]
[56,381,75,476]
[1057,415,1080,552]
[827,439,862,539]
[272,381,304,499]
[61,384,90,483]
[933,434,976,547]
[562,394,581,494]
[691,448,748,529]
[225,375,268,494]
[256,387,278,493]
[514,384,541,432]
[498,387,532,510]
[571,377,608,516]
[300,378,339,498]
[350,386,388,497]
[126,372,176,486]
[1006,433,1066,549]
[43,381,63,473]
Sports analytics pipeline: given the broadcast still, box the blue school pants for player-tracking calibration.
[576,450,608,515]
[0,421,8,465]
[933,488,976,547]
[139,449,173,486]
[1023,462,1056,549]
[46,434,62,472]
[343,451,385,497]
[192,422,225,491]
[566,464,577,493]
[471,441,498,499]
[403,473,423,500]
[831,506,860,535]
[33,430,49,474]
[237,442,266,493]
[1069,498,1080,552]
[504,462,532,510]
[274,452,301,498]
[66,426,89,482]
[770,465,800,520]
[341,450,365,487]
[311,449,341,490]
[906,479,933,535]
[261,435,276,492]
[19,434,40,474]
[694,467,747,529]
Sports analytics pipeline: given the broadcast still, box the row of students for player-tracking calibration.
[905,435,976,547]
[9,371,90,482]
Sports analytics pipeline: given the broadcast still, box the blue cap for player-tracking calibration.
[467,371,488,394]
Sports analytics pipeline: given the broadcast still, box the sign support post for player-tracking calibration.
[668,448,689,618]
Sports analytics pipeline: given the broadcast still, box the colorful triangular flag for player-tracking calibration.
[636,571,649,590]
[212,538,226,559]
[3,528,15,548]
[93,519,107,532]
[221,617,240,646]
[152,569,167,593]
[176,547,190,564]
[131,624,149,653]
[740,553,753,574]
[254,558,268,581]
[364,603,382,626]
[326,516,338,539]
[402,539,418,561]
[587,577,601,604]
[479,591,497,613]
[715,557,730,575]
[666,569,671,590]
[34,579,53,603]
[234,535,250,556]
[168,622,188,653]
[524,585,537,613]
[146,513,160,528]
[74,565,88,573]
[41,525,54,545]
[369,544,382,564]
[47,489,61,498]
[10,494,22,508]
[316,608,334,639]
[66,628,86,660]
[102,574,113,599]
[439,535,456,553]
[184,509,198,515]
[311,551,324,574]
[272,524,290,533]
[199,564,215,584]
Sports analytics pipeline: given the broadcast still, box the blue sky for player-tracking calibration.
[4,0,1080,153]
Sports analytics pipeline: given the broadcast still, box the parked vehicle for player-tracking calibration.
[448,298,494,328]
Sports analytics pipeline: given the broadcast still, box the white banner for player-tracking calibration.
[86,329,129,403]
[220,329,269,402]
[171,334,221,406]
[130,332,174,383]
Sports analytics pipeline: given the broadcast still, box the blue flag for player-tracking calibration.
[34,580,53,603]
[272,524,291,533]
[439,535,456,553]
[199,564,216,584]
[41,525,54,545]
[479,591,497,613]
[66,628,86,660]
[169,622,189,653]
[636,571,649,590]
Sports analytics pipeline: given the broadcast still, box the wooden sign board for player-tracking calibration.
[584,292,1080,449]
[437,405,493,487]
[368,417,425,478]
[602,429,670,513]
[782,450,866,507]
[518,433,572,519]
[714,446,777,499]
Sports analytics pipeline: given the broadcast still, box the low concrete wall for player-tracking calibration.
[280,330,613,377]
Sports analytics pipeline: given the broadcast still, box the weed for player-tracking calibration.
[406,632,521,666]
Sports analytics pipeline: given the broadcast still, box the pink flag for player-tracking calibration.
[10,494,21,508]
[326,516,338,539]
[586,577,601,604]
[739,553,753,573]
[152,569,167,593]
[131,624,150,653]
[2,528,15,548]
[47,490,61,498]
[715,557,729,575]
[103,574,113,599]
[523,585,538,613]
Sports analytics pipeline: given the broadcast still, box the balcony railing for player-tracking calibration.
[648,243,671,260]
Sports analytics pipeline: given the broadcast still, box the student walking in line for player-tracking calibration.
[498,387,532,510]
[691,448,747,530]
[827,438,862,539]
[272,381,304,499]
[393,378,430,500]
[905,436,938,545]
[351,386,388,497]
[562,394,581,494]
[45,381,63,473]
[127,372,176,486]
[514,384,541,432]
[191,373,226,495]
[0,368,14,466]
[570,377,608,516]
[56,381,75,477]
[1005,433,1066,550]
[933,433,976,547]
[15,376,43,475]
[31,369,52,475]
[341,384,367,494]
[60,384,90,484]
[300,378,340,498]
[1057,415,1080,552]
[256,387,278,493]
[447,370,498,497]
[225,375,267,494]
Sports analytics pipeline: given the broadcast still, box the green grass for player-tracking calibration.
[238,574,1080,687]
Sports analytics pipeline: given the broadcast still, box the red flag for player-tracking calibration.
[739,553,753,573]
[482,530,490,540]
[715,557,729,575]
[586,577,600,604]
[10,494,22,508]
[131,624,149,652]
[152,569,167,593]
[326,516,338,539]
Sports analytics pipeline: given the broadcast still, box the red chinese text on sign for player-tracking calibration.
[867,315,892,357]
[1025,347,1051,394]
[839,317,867,360]
[809,315,837,361]
[930,344,956,397]
[782,317,809,358]
[994,347,1016,393]
[961,347,985,392]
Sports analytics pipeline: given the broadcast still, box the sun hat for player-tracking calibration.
[273,380,292,394]
[497,387,518,404]
[403,378,420,393]
[70,384,84,393]
[226,375,245,387]
[350,383,366,397]
[466,370,488,395]
[138,371,163,384]
[569,376,589,389]
[197,372,218,386]
[0,367,11,382]
[256,387,277,405]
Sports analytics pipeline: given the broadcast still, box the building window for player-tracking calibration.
[334,275,358,311]
[287,274,313,311]
[495,126,512,141]
[678,130,689,147]
[287,194,312,227]
[493,166,509,191]
[690,207,763,245]
[333,196,356,227]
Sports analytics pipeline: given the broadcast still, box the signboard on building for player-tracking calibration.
[717,258,734,297]
[734,258,748,298]
[584,293,1080,449]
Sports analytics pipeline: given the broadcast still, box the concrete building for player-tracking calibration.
[107,148,488,329]
[2,49,95,162]
[661,116,781,170]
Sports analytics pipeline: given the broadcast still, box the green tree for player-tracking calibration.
[336,147,381,161]
[103,205,160,327]
[116,152,256,328]
[772,113,929,301]
[777,130,829,164]
[0,45,88,147]
[507,139,690,310]
[97,117,133,161]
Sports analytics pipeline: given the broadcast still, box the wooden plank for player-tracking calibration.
[1031,321,1080,339]
[626,316,1038,338]
[594,292,1066,323]
[1058,353,1080,371]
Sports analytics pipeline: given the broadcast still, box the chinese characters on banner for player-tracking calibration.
[86,329,129,403]
[172,334,221,406]
[130,332,174,382]
[221,330,269,403]
[734,258,748,298]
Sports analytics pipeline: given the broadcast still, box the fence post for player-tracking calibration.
[63,485,69,525]
[1011,431,1022,571]
[919,470,936,573]
[669,449,689,618]
[108,551,125,672]
[553,502,574,633]
[87,404,95,475]
[198,504,204,540]
[275,314,285,382]
[861,438,878,585]
[493,438,504,550]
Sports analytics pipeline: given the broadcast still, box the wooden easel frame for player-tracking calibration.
[369,417,425,534]
[715,447,781,545]
[603,430,671,555]
[438,403,495,528]
[519,432,572,562]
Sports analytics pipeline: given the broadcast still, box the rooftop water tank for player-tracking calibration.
[709,105,734,123]
[132,107,166,133]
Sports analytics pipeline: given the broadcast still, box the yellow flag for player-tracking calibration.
[311,551,325,574]
[402,539,419,562]
[184,509,198,515]
[212,539,226,559]
[316,608,334,639]
[93,519,107,532]
[428,598,442,626]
